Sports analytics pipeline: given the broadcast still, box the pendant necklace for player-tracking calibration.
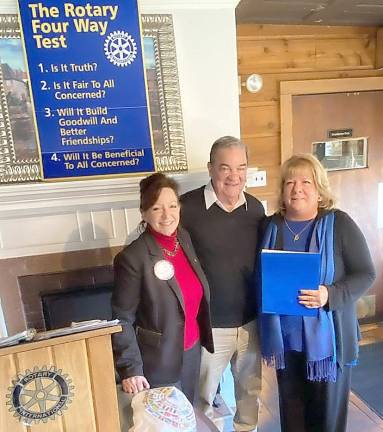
[284,219,313,242]
[161,239,180,257]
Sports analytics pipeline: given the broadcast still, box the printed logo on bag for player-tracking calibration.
[6,366,74,425]
[143,387,195,430]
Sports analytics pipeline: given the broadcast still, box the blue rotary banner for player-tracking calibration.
[18,0,155,179]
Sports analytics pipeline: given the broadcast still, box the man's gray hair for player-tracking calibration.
[209,136,248,164]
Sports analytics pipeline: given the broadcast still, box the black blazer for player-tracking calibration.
[112,228,214,386]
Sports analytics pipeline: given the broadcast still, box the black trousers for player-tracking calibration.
[153,341,201,405]
[276,351,351,432]
[178,341,201,404]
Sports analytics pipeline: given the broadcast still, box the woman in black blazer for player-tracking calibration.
[259,154,375,432]
[112,173,213,404]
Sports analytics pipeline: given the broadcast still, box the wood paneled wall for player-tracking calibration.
[237,24,383,212]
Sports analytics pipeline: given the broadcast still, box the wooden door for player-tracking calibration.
[291,90,383,321]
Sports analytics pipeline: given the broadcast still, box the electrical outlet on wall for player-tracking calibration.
[247,168,267,187]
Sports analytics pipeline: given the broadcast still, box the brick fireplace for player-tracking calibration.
[0,172,209,336]
[0,247,118,334]
[19,264,114,331]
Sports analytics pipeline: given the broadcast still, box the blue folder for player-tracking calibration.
[261,249,321,317]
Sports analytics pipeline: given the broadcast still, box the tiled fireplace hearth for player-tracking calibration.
[0,172,209,336]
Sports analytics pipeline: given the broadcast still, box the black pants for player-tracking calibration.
[153,341,201,405]
[277,351,351,432]
[178,341,201,404]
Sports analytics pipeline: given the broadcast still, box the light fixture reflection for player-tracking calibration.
[246,74,263,93]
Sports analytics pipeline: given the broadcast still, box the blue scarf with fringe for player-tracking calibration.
[261,212,337,382]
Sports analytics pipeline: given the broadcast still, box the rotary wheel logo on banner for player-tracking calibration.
[104,30,137,67]
[6,366,74,425]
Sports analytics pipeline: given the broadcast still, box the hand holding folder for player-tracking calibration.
[261,249,321,317]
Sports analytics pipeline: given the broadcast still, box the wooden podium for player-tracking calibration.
[0,326,122,431]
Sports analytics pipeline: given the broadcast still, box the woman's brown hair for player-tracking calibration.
[139,173,179,212]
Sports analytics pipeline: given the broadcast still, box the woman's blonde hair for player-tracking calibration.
[277,153,336,214]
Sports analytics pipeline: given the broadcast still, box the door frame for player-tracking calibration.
[280,76,383,162]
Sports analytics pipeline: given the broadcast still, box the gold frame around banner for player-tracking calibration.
[0,14,40,182]
[0,13,187,183]
[142,14,187,173]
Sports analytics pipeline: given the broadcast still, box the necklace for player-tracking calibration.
[284,218,313,241]
[161,239,180,257]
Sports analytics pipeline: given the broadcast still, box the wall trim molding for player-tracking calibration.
[140,0,240,11]
[0,172,209,213]
[0,0,240,14]
[0,172,209,259]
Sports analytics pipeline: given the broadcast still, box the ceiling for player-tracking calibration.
[235,0,383,26]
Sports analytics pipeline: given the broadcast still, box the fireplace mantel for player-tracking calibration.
[0,172,209,213]
[0,172,209,259]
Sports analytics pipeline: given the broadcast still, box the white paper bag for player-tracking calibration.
[129,386,196,432]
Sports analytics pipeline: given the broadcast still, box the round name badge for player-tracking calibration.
[154,260,174,281]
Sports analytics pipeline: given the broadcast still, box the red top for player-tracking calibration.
[150,228,203,350]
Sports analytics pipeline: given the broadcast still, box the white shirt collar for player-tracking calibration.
[204,181,247,212]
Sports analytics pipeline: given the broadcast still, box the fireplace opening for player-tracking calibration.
[41,284,113,330]
[18,265,114,331]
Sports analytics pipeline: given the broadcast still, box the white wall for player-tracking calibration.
[174,8,240,169]
[0,1,16,13]
[140,1,241,169]
[2,0,241,170]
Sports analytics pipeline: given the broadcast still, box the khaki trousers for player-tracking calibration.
[198,320,261,432]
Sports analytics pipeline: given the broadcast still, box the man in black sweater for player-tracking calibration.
[181,136,265,432]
